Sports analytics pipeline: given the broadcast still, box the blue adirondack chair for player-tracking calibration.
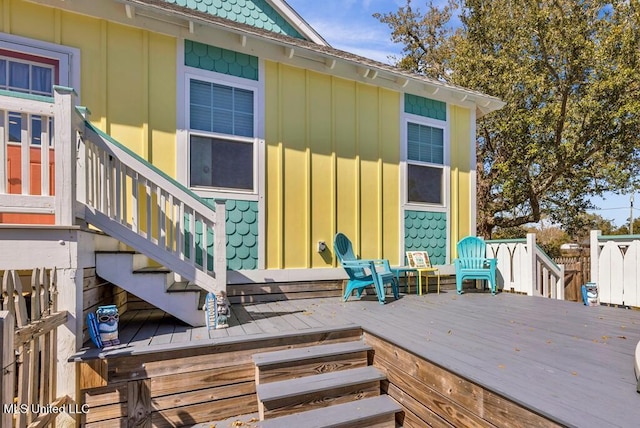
[334,233,399,304]
[454,236,497,295]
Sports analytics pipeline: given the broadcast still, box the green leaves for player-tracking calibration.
[378,0,640,236]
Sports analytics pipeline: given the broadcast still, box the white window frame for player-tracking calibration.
[401,112,450,212]
[179,67,264,202]
[186,73,258,194]
[0,33,80,99]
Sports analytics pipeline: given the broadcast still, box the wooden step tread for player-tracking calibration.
[257,366,385,403]
[256,395,401,428]
[133,266,171,274]
[166,281,201,292]
[253,341,371,367]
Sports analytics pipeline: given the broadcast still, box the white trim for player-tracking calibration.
[183,70,261,194]
[400,114,450,209]
[470,107,477,235]
[265,0,330,46]
[257,60,266,269]
[0,33,81,101]
[228,264,456,284]
[0,194,54,213]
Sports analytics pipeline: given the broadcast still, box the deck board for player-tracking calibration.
[77,292,640,427]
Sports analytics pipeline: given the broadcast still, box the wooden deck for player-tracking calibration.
[74,291,640,427]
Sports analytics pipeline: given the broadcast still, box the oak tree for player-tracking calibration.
[377,0,640,237]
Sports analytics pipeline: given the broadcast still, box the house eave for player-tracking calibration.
[25,0,505,116]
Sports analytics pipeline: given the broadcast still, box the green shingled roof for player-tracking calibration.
[164,0,304,39]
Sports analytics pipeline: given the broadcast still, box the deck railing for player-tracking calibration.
[0,87,226,295]
[1,268,72,428]
[487,233,564,299]
[0,91,57,222]
[590,230,640,307]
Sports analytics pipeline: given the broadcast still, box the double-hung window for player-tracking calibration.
[406,121,445,205]
[0,51,57,146]
[188,77,256,193]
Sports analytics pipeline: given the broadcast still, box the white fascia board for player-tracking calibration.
[266,0,330,46]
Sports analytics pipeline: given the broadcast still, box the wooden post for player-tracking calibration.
[526,233,537,296]
[590,230,601,288]
[128,379,151,427]
[1,311,15,428]
[214,199,227,294]
[53,86,78,226]
[75,107,90,219]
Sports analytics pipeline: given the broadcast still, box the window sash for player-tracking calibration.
[189,135,254,192]
[407,122,444,165]
[189,79,254,138]
[407,164,443,205]
[0,57,54,96]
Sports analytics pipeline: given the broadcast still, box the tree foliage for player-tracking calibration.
[377,0,640,237]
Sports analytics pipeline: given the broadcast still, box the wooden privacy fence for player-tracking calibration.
[0,268,72,428]
[553,256,590,302]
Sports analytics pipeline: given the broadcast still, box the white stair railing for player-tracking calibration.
[487,233,564,299]
[78,113,226,295]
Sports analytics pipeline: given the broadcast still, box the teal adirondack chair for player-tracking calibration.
[454,236,497,295]
[334,233,399,304]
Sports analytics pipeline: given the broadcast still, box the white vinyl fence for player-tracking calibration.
[590,230,640,307]
[487,233,564,299]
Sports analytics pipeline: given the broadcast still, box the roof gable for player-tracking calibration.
[162,0,326,44]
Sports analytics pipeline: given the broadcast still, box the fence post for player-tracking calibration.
[1,311,15,428]
[214,199,227,293]
[53,86,78,226]
[526,233,537,296]
[590,230,601,287]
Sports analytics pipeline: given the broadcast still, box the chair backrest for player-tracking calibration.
[334,232,357,263]
[334,233,367,280]
[456,236,488,268]
[406,251,432,268]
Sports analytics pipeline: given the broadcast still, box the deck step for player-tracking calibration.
[256,395,400,428]
[166,281,202,292]
[132,266,171,274]
[253,341,372,384]
[257,366,385,419]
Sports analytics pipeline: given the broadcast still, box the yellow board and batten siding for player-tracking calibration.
[449,105,473,259]
[1,2,177,175]
[265,62,400,269]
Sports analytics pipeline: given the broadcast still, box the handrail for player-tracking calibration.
[486,234,564,299]
[533,243,564,299]
[74,99,226,294]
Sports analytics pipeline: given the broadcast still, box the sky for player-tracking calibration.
[285,0,638,228]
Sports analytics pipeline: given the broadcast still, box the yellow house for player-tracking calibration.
[0,0,502,281]
[0,0,508,421]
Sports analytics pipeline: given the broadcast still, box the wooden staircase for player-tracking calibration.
[253,339,401,427]
[95,251,205,326]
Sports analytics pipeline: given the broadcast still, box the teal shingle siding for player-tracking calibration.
[404,94,446,121]
[186,199,259,270]
[404,210,447,265]
[185,40,259,80]
[166,0,304,39]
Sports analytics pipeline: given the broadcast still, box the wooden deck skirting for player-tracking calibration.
[73,293,640,428]
[366,332,559,428]
[76,325,363,427]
